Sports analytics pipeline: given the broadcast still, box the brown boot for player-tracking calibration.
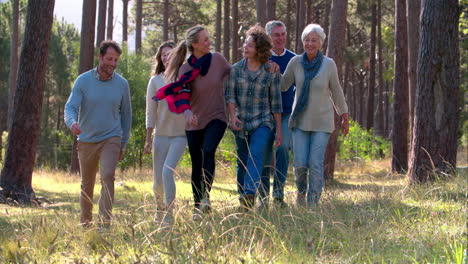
[296,193,306,207]
[240,194,255,211]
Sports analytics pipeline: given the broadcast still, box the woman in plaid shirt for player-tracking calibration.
[225,24,283,210]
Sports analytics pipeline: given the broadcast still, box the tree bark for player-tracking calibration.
[231,0,239,61]
[135,0,142,53]
[321,0,331,54]
[215,0,222,52]
[122,0,128,43]
[391,0,409,173]
[72,0,97,174]
[106,0,114,40]
[324,0,347,181]
[406,0,420,144]
[408,0,460,182]
[266,0,276,21]
[256,0,266,25]
[295,0,305,53]
[223,0,230,62]
[96,0,107,47]
[285,0,292,50]
[0,0,55,203]
[366,0,376,130]
[7,0,19,132]
[163,0,169,41]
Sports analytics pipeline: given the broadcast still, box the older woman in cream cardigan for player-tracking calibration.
[281,24,349,207]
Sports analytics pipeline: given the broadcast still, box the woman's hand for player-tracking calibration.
[144,128,153,154]
[184,109,198,126]
[341,113,349,136]
[274,131,282,147]
[267,60,280,73]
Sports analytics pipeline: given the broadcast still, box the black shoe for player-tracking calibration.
[240,194,255,211]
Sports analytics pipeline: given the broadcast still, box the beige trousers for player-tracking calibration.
[77,136,121,225]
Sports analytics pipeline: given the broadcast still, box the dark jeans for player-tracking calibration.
[186,119,227,206]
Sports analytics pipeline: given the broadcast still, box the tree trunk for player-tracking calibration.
[295,0,305,53]
[285,0,292,50]
[163,0,169,41]
[122,0,128,43]
[306,0,313,24]
[72,0,97,174]
[106,0,114,40]
[323,0,347,182]
[366,0,376,130]
[408,0,460,182]
[215,0,222,51]
[96,0,107,47]
[231,0,239,61]
[391,0,409,173]
[135,0,142,53]
[266,0,276,21]
[321,0,331,54]
[256,0,266,25]
[0,0,55,203]
[375,0,385,137]
[223,0,230,62]
[406,0,420,145]
[7,0,19,132]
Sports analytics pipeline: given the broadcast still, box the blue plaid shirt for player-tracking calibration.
[225,58,282,137]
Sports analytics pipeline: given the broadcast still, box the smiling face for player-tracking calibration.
[161,46,173,68]
[270,25,286,54]
[302,32,322,58]
[191,30,211,57]
[242,36,257,60]
[98,47,119,78]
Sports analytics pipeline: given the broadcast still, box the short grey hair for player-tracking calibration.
[301,24,326,45]
[265,20,286,35]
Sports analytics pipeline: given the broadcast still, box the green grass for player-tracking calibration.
[0,160,466,263]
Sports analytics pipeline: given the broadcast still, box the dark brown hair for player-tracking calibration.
[99,40,122,56]
[245,24,272,64]
[152,41,176,76]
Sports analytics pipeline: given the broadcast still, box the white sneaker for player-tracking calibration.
[200,197,211,213]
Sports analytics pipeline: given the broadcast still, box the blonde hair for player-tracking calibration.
[151,41,176,76]
[165,25,206,82]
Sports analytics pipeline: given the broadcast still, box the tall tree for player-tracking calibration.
[266,0,276,21]
[122,0,128,43]
[285,0,292,50]
[391,0,409,173]
[72,0,97,173]
[7,0,19,131]
[295,0,305,53]
[256,0,266,25]
[406,0,420,139]
[163,0,169,41]
[0,0,55,203]
[215,0,221,51]
[135,0,142,53]
[375,0,385,136]
[223,0,230,62]
[408,0,460,182]
[306,0,313,24]
[323,0,347,181]
[366,0,377,130]
[231,0,239,61]
[96,0,107,47]
[106,0,114,40]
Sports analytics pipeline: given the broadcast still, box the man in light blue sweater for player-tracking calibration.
[64,40,132,227]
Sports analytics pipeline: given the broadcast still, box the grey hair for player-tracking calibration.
[301,24,326,45]
[265,20,286,35]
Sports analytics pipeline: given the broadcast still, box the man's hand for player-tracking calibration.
[230,116,243,131]
[70,122,82,136]
[119,149,124,161]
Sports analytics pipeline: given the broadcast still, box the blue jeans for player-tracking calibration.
[235,126,274,197]
[292,129,330,205]
[259,113,292,200]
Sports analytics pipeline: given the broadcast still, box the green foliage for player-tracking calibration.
[116,48,153,170]
[338,119,391,161]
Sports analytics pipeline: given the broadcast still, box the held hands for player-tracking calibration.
[70,122,82,136]
[341,113,349,136]
[183,109,198,127]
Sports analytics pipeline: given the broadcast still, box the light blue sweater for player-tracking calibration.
[64,68,132,149]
